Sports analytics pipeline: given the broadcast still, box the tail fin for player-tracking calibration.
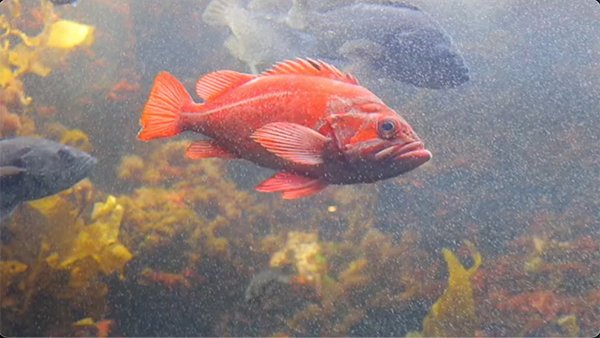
[138,72,192,141]
[202,0,239,27]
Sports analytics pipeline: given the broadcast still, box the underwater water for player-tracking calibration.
[0,0,599,336]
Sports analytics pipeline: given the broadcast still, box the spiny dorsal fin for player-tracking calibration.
[261,58,358,85]
[196,70,255,102]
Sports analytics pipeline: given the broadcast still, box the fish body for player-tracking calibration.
[0,137,96,220]
[245,268,292,302]
[203,0,317,73]
[292,2,469,89]
[50,0,79,6]
[138,58,431,199]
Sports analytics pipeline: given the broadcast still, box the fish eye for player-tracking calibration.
[378,119,398,139]
[58,148,71,160]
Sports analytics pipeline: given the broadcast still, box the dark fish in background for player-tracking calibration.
[245,268,292,303]
[0,137,96,221]
[49,0,79,6]
[287,0,470,89]
[204,0,469,89]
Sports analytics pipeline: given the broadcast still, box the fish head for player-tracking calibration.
[53,146,97,185]
[324,100,431,181]
[20,141,97,198]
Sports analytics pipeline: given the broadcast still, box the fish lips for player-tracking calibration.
[375,141,432,168]
[70,154,97,181]
[80,154,97,173]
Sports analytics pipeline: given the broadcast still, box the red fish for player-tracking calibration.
[138,58,431,199]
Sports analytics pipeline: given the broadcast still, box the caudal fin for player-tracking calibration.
[202,0,240,27]
[138,72,193,141]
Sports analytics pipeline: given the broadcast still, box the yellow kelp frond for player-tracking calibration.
[60,128,93,152]
[0,260,28,306]
[44,122,93,152]
[0,1,95,105]
[0,260,28,282]
[8,43,52,77]
[46,20,95,49]
[59,196,133,279]
[72,317,96,327]
[28,193,72,219]
[0,66,13,87]
[422,241,482,337]
[117,155,145,181]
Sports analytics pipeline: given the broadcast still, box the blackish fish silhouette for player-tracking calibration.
[289,1,470,89]
[245,268,292,302]
[204,0,469,89]
[0,137,96,221]
[50,0,79,6]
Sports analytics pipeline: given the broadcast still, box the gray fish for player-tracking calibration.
[49,0,79,6]
[244,268,292,303]
[209,0,469,89]
[288,1,470,89]
[0,137,96,221]
[203,0,317,74]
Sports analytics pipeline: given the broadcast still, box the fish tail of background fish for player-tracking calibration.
[137,72,200,141]
[203,0,242,27]
[287,0,309,29]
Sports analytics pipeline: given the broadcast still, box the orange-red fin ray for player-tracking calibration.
[251,122,330,166]
[262,58,358,85]
[138,71,196,141]
[256,171,328,199]
[185,140,238,159]
[196,70,255,101]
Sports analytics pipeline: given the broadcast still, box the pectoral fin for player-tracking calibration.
[256,171,328,199]
[251,122,331,166]
[0,166,26,178]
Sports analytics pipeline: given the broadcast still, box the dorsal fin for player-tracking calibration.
[261,58,358,85]
[196,70,255,101]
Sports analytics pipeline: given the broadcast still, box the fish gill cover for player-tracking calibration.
[0,0,599,337]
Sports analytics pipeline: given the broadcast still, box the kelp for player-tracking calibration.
[0,0,95,103]
[421,241,482,337]
[0,185,131,335]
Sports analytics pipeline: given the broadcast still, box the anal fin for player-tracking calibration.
[186,140,238,159]
[256,171,328,199]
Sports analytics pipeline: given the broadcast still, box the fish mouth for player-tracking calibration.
[74,155,98,178]
[375,141,432,164]
[394,141,431,161]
